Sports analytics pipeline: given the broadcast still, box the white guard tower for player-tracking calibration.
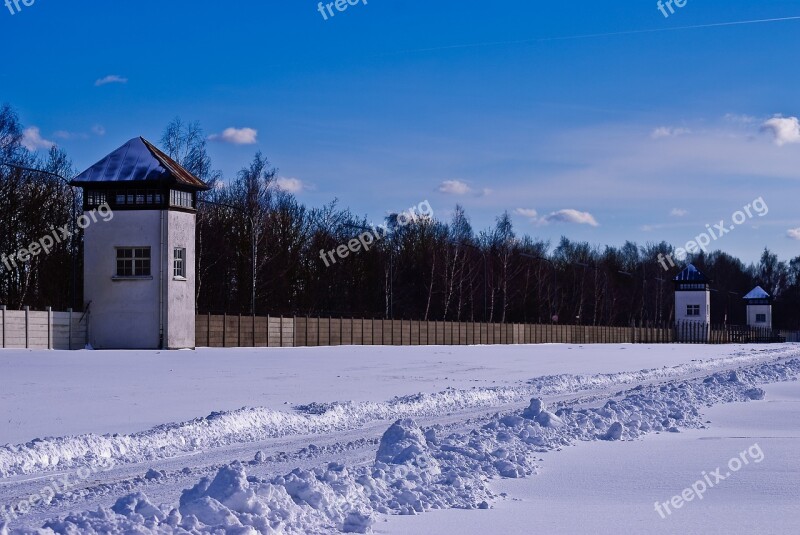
[743,286,772,330]
[71,137,209,349]
[674,263,711,342]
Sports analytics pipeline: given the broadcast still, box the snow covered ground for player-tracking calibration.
[1,344,784,444]
[1,343,798,534]
[382,380,800,534]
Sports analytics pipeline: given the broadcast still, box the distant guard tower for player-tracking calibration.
[674,263,711,342]
[743,286,772,330]
[71,137,209,349]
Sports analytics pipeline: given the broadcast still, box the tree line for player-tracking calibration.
[2,106,799,329]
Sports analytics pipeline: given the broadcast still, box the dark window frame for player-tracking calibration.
[173,247,186,278]
[170,189,195,209]
[116,247,151,277]
[85,188,166,210]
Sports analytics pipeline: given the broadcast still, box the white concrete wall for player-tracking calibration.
[675,290,711,342]
[165,211,196,349]
[746,304,772,329]
[675,290,711,324]
[84,210,162,349]
[0,308,86,349]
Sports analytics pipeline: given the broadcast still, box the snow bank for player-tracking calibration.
[2,349,792,479]
[11,357,799,534]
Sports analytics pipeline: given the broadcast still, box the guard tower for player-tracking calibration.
[674,263,711,342]
[743,286,772,330]
[71,137,209,349]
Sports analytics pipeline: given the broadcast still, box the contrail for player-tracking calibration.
[387,15,800,55]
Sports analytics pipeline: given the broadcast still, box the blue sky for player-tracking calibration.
[2,0,800,262]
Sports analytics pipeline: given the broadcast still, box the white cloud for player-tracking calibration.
[437,180,471,195]
[95,75,128,87]
[208,127,258,145]
[761,116,800,146]
[670,208,688,217]
[514,208,539,219]
[651,126,691,139]
[274,177,305,194]
[515,207,599,227]
[53,130,86,140]
[787,228,800,241]
[52,125,105,140]
[724,113,757,124]
[543,209,599,227]
[21,127,55,151]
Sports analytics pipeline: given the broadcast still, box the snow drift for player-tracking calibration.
[8,357,799,534]
[1,348,791,479]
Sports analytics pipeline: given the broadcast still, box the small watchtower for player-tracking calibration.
[743,286,772,330]
[71,137,209,349]
[674,263,711,341]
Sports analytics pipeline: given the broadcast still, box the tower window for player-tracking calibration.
[679,283,706,290]
[116,247,151,277]
[88,189,164,208]
[755,314,767,323]
[170,190,194,209]
[86,190,107,206]
[686,305,700,317]
[174,248,186,278]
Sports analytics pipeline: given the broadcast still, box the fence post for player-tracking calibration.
[207,312,211,347]
[47,306,53,349]
[24,306,30,349]
[0,304,5,349]
[67,308,73,350]
[222,313,227,347]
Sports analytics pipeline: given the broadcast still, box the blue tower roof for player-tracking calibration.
[743,286,771,300]
[70,137,209,190]
[673,263,710,283]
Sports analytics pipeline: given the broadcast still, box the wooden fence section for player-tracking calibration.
[292,318,673,346]
[196,313,294,348]
[2,309,792,350]
[197,315,799,348]
[0,306,87,350]
[781,330,800,343]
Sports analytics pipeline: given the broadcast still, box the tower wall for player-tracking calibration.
[746,304,772,329]
[165,210,197,349]
[675,290,710,342]
[675,290,710,323]
[84,210,162,349]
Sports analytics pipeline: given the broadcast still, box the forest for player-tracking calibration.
[1,104,799,329]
